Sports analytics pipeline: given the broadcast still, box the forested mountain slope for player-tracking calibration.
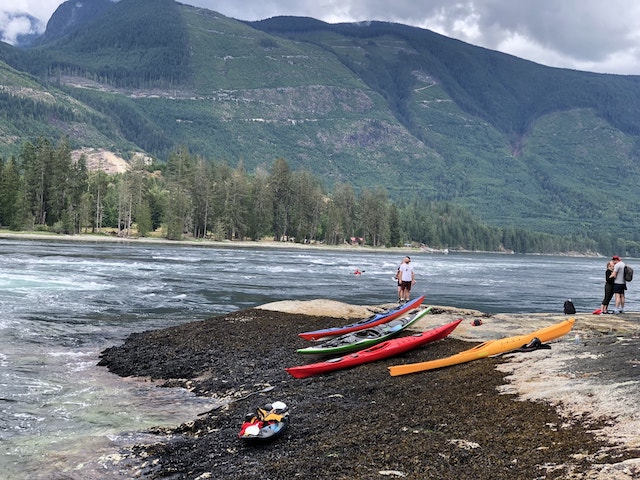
[1,0,640,240]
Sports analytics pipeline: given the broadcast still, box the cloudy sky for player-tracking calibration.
[2,0,640,75]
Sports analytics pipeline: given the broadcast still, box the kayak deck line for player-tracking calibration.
[286,318,462,378]
[298,295,425,341]
[296,306,432,356]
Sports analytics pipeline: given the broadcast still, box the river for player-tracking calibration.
[0,238,631,479]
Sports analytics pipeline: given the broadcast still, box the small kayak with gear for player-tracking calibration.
[286,318,462,378]
[238,401,289,441]
[296,306,432,356]
[298,295,425,341]
[388,318,576,376]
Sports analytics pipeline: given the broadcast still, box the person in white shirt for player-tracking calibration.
[398,256,415,303]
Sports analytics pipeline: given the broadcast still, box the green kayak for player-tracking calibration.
[296,306,432,356]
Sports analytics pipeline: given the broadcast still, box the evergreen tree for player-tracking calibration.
[21,138,50,228]
[325,182,356,245]
[165,147,194,240]
[0,157,21,228]
[388,204,401,247]
[68,155,89,233]
[290,170,325,242]
[223,162,250,240]
[358,186,390,246]
[136,200,153,236]
[147,180,167,232]
[127,158,149,236]
[88,170,110,233]
[270,158,292,241]
[47,138,74,230]
[247,168,274,241]
[191,157,213,239]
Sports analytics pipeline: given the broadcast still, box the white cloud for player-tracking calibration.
[0,0,60,43]
[3,0,61,21]
[0,14,37,44]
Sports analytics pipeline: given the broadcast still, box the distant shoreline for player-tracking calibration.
[0,231,600,257]
[0,231,416,253]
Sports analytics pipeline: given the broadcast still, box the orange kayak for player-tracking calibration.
[388,318,576,376]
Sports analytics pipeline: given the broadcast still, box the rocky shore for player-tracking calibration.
[97,302,640,479]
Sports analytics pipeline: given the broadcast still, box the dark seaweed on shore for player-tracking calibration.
[98,309,637,479]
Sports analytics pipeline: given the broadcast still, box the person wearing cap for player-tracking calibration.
[398,256,415,303]
[610,255,626,313]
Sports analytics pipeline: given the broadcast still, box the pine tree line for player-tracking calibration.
[0,138,619,254]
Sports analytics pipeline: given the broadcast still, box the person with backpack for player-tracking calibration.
[610,255,627,313]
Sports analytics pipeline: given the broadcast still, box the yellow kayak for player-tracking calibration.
[388,318,575,376]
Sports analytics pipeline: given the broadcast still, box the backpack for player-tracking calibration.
[563,299,576,315]
[624,265,634,282]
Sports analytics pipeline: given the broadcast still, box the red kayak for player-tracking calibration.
[286,318,462,378]
[298,295,425,341]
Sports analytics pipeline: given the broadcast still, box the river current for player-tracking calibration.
[0,238,632,479]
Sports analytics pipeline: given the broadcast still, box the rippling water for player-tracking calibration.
[0,239,632,479]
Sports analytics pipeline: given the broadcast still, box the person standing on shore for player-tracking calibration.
[398,256,415,303]
[600,260,615,314]
[610,255,626,313]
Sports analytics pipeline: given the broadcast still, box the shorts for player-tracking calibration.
[613,284,627,294]
[400,280,412,291]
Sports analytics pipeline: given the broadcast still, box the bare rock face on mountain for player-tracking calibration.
[70,148,153,174]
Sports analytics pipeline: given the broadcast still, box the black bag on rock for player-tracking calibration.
[563,299,576,315]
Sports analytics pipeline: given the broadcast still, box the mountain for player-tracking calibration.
[1,0,640,240]
[35,0,115,45]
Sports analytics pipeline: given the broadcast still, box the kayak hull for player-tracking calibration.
[388,318,576,376]
[296,306,432,356]
[286,318,462,378]
[298,295,425,341]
